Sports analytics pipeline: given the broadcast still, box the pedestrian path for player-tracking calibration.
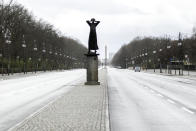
[137,69,196,81]
[9,69,109,131]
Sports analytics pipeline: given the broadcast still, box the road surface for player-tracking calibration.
[1,68,196,131]
[0,69,85,131]
[108,68,196,131]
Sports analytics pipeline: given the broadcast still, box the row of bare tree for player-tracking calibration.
[111,32,196,70]
[0,1,87,75]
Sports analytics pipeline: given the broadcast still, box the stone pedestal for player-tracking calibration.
[85,53,100,85]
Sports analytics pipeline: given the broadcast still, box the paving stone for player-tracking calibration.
[10,69,109,131]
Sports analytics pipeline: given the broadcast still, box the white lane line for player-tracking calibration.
[181,107,195,114]
[143,86,147,89]
[150,90,155,93]
[157,94,164,98]
[167,99,175,104]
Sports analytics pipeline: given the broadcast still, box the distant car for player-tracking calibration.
[134,66,141,72]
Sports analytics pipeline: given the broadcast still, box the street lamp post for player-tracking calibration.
[55,51,58,70]
[7,40,11,75]
[145,49,148,71]
[42,44,46,72]
[16,56,20,73]
[139,50,142,69]
[125,58,128,69]
[0,53,3,75]
[149,59,151,68]
[166,44,171,74]
[136,52,139,68]
[5,30,12,75]
[38,58,41,71]
[33,42,38,73]
[178,32,183,75]
[59,52,62,70]
[159,48,163,73]
[49,49,52,71]
[22,37,27,74]
[142,52,144,70]
[63,54,66,70]
[153,50,156,72]
[185,54,189,76]
[28,57,32,72]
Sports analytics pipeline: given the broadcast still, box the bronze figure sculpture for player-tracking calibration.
[86,18,100,54]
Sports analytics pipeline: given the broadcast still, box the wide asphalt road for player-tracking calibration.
[108,68,196,131]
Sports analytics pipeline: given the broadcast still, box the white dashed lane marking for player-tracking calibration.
[150,90,155,93]
[157,94,164,98]
[181,107,195,114]
[140,82,195,116]
[167,99,175,104]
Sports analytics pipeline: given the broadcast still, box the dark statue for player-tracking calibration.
[86,18,100,54]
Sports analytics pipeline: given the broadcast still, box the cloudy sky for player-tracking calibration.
[13,0,196,58]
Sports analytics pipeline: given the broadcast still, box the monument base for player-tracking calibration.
[85,53,100,85]
[85,81,100,85]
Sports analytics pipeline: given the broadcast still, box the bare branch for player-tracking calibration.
[8,0,13,7]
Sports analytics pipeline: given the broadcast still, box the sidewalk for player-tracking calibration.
[138,69,196,80]
[9,69,109,131]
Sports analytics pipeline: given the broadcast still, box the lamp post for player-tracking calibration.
[149,59,151,66]
[0,53,3,75]
[59,52,62,70]
[42,43,46,72]
[38,58,41,71]
[145,48,148,71]
[22,36,27,74]
[142,52,144,70]
[28,57,32,72]
[125,57,128,69]
[166,44,171,74]
[49,49,52,71]
[135,52,137,68]
[7,39,11,75]
[185,54,189,76]
[33,42,38,73]
[133,58,135,70]
[139,50,142,69]
[159,48,163,73]
[63,54,66,69]
[178,32,183,75]
[5,30,12,75]
[55,51,58,70]
[153,50,156,72]
[16,56,20,73]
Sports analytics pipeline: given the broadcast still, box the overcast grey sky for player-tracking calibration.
[14,0,196,58]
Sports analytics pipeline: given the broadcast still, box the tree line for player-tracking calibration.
[0,1,87,75]
[111,32,196,70]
